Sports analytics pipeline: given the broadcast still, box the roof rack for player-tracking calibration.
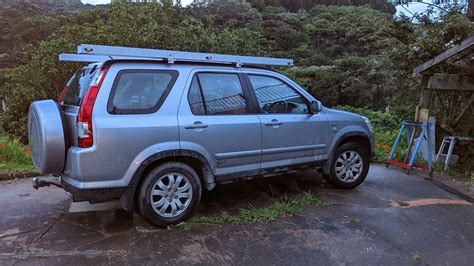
[59,44,294,68]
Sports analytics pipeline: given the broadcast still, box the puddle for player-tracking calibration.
[69,201,122,213]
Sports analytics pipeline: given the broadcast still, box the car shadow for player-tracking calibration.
[60,170,346,234]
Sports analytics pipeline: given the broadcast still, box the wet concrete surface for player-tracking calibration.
[0,164,472,265]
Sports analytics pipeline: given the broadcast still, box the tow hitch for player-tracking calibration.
[32,176,62,190]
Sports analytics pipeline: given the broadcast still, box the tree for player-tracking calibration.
[189,0,262,29]
[0,2,266,140]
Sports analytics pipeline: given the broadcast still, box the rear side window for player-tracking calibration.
[62,65,98,106]
[108,70,178,114]
[187,73,249,115]
[188,77,205,115]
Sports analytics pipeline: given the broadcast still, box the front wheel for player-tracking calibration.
[138,162,202,227]
[323,142,369,189]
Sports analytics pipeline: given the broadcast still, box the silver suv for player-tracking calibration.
[28,45,374,226]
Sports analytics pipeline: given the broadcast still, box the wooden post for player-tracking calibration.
[420,75,432,110]
[468,0,474,21]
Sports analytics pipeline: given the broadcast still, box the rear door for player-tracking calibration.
[178,70,262,179]
[59,63,101,147]
[244,73,329,170]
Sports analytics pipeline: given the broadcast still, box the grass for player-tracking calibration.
[467,174,474,186]
[175,192,326,229]
[412,253,422,261]
[398,201,410,207]
[0,135,35,172]
[432,162,474,183]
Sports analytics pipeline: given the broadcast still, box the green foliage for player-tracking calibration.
[190,0,262,30]
[0,2,267,141]
[0,1,472,172]
[177,192,326,228]
[335,105,400,131]
[386,10,474,119]
[287,55,392,109]
[262,12,310,59]
[247,0,396,13]
[308,5,394,58]
[0,135,35,171]
[335,106,406,163]
[467,173,474,186]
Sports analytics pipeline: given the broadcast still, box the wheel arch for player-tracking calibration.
[120,149,215,212]
[323,131,373,175]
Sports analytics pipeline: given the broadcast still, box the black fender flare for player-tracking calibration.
[323,131,373,175]
[120,149,215,212]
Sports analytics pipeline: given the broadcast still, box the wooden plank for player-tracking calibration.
[413,36,474,76]
[419,75,431,108]
[468,0,474,20]
[427,74,474,91]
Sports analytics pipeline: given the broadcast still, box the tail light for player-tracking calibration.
[77,68,108,148]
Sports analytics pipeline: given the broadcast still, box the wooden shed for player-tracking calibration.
[413,36,474,135]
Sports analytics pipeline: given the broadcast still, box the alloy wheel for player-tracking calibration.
[335,150,364,183]
[150,173,193,218]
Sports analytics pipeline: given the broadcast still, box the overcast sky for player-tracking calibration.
[81,0,194,5]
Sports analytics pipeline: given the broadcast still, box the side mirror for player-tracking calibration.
[310,101,322,114]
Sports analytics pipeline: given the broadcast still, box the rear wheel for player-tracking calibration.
[138,162,201,227]
[324,142,369,189]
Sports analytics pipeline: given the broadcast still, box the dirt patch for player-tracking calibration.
[390,198,472,208]
[432,174,474,199]
[0,170,37,181]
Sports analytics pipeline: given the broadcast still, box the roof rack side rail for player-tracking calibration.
[75,44,294,67]
[58,53,165,63]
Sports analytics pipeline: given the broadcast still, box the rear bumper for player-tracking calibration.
[32,175,128,204]
[64,146,129,185]
[61,178,128,204]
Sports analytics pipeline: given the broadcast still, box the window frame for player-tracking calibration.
[243,73,311,115]
[186,71,259,116]
[107,69,179,115]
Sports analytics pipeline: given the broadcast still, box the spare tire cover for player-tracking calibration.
[28,100,66,175]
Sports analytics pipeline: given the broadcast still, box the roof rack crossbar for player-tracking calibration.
[61,44,294,67]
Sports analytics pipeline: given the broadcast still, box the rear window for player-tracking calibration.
[62,65,98,106]
[107,70,178,114]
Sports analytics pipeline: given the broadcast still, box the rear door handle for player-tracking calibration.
[185,121,208,130]
[264,119,283,127]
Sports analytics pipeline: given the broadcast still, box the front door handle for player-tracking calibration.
[185,121,208,130]
[264,119,283,127]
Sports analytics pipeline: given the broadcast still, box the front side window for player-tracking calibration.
[248,75,309,114]
[109,70,177,114]
[188,73,249,115]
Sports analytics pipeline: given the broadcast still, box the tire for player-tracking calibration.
[324,142,369,189]
[28,100,66,174]
[138,162,202,227]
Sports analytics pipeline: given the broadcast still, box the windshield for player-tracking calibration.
[61,64,99,106]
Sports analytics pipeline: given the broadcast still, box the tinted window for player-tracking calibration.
[188,73,248,115]
[62,65,98,106]
[188,77,205,115]
[109,71,177,114]
[248,75,309,114]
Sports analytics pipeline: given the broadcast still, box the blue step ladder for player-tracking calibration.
[386,121,433,175]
